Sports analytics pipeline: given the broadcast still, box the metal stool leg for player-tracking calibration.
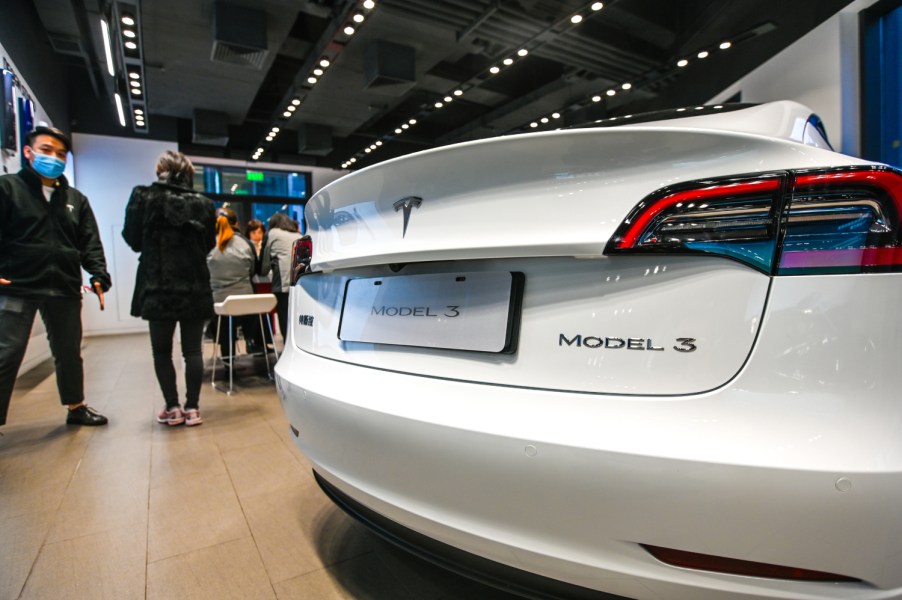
[266,314,280,362]
[258,314,273,379]
[211,315,221,387]
[228,315,234,394]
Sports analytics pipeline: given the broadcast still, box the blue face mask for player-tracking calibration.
[31,153,66,179]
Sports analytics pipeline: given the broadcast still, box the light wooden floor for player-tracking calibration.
[0,333,523,600]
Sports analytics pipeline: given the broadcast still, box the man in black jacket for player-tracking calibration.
[0,126,111,427]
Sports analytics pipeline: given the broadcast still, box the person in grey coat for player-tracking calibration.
[259,213,301,339]
[207,207,264,358]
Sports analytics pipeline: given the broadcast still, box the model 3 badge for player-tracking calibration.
[393,196,423,238]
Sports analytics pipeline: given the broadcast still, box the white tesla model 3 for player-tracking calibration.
[275,101,902,600]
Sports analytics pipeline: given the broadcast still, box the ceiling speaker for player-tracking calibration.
[297,123,332,156]
[193,109,229,146]
[364,41,415,88]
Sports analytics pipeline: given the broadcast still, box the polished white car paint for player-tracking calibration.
[276,101,902,599]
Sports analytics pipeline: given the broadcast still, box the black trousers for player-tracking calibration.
[0,294,84,426]
[147,319,206,410]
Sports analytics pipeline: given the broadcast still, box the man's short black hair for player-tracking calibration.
[25,126,71,153]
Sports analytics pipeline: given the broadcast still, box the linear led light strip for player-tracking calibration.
[253,0,375,160]
[522,31,756,132]
[341,1,607,169]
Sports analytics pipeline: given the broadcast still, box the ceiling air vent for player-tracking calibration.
[211,2,268,69]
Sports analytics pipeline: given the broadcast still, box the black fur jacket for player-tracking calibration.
[122,181,216,320]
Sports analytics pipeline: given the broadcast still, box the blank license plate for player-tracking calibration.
[338,272,521,353]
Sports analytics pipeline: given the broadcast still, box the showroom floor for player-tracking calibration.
[0,333,524,600]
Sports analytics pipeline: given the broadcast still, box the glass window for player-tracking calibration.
[193,164,310,235]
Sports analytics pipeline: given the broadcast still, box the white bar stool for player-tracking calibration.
[211,293,280,394]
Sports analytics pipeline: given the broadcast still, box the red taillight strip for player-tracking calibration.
[641,544,861,583]
[780,247,902,269]
[794,169,902,215]
[617,178,782,249]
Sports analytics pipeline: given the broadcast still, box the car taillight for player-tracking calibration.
[606,174,786,273]
[777,168,902,274]
[606,167,902,275]
[289,236,312,286]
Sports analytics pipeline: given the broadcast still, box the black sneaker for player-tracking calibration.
[66,405,109,426]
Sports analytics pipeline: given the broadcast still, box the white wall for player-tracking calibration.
[73,134,347,336]
[73,134,178,336]
[709,0,879,157]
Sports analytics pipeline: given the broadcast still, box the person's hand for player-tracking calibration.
[0,277,10,285]
[92,281,105,311]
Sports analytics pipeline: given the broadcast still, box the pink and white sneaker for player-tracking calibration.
[184,409,203,427]
[157,406,185,426]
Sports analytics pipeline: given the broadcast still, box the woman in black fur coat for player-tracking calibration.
[122,151,216,427]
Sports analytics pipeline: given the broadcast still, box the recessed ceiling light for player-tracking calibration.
[541,117,549,123]
[394,128,402,134]
[130,81,140,87]
[123,30,136,38]
[719,41,732,50]
[444,96,452,102]
[292,98,301,106]
[489,66,500,74]
[503,58,513,66]
[353,13,364,23]
[592,95,601,102]
[344,25,355,35]
[530,122,538,127]
[408,118,417,124]
[677,59,688,67]
[129,72,140,79]
[453,89,463,96]
[697,50,709,59]
[363,0,375,9]
[313,68,323,76]
[570,15,583,24]
[130,88,141,95]
[621,82,632,90]
[517,49,528,57]
[319,58,330,68]
[591,2,604,10]
[271,127,280,133]
[434,102,443,108]
[283,111,291,117]
[125,41,137,50]
[121,15,135,26]
[375,141,382,146]
[134,109,143,115]
[365,148,371,153]
[287,105,296,112]
[307,76,317,84]
[401,124,409,129]
[606,89,616,96]
[552,112,560,119]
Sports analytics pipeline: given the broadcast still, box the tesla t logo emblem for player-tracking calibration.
[393,196,422,238]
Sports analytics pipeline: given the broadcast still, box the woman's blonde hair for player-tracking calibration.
[155,151,195,188]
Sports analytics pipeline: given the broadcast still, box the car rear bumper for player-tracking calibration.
[275,349,902,600]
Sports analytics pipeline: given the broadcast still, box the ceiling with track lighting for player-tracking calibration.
[28,0,854,171]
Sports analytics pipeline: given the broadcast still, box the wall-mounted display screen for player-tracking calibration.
[0,70,17,150]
